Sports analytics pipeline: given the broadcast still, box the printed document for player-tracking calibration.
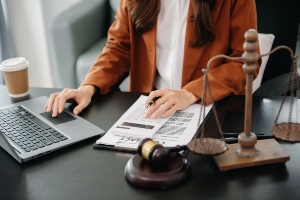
[96,95,212,149]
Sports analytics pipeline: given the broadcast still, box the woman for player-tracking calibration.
[45,0,260,119]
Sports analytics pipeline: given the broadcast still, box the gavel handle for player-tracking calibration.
[167,145,188,153]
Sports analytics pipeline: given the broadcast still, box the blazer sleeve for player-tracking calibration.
[183,0,261,104]
[80,0,131,94]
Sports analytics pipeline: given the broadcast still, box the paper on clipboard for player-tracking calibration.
[96,95,212,149]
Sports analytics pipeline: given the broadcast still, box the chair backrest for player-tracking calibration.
[256,0,300,84]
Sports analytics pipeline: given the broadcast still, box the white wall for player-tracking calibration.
[5,0,80,88]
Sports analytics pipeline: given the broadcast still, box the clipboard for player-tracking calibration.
[92,131,138,153]
[93,143,137,153]
[93,137,191,157]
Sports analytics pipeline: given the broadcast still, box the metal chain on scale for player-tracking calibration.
[273,56,299,141]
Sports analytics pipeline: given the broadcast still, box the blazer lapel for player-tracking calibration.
[141,23,157,76]
[182,0,224,87]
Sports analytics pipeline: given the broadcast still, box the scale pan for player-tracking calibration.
[187,138,228,156]
[271,122,300,142]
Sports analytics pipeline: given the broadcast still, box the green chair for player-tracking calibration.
[48,0,128,90]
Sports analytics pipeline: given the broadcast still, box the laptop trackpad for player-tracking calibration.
[40,111,76,125]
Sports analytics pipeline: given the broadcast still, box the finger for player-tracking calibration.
[45,92,59,112]
[73,100,90,115]
[162,105,177,118]
[52,88,70,117]
[151,99,175,118]
[145,91,159,107]
[168,99,176,107]
[52,97,59,117]
[144,97,165,118]
[151,105,169,119]
[144,103,157,118]
[57,89,81,113]
[57,89,78,113]
[45,93,57,110]
[144,88,169,107]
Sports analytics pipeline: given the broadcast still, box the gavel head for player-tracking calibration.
[137,138,170,168]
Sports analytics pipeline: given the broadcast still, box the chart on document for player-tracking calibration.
[111,104,171,138]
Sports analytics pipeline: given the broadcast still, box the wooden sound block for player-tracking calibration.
[124,153,190,189]
[213,139,290,171]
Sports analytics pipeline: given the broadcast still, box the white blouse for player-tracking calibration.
[155,0,190,90]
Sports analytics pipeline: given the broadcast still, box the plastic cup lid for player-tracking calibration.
[0,57,29,72]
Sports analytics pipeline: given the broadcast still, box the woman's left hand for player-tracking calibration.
[144,88,200,118]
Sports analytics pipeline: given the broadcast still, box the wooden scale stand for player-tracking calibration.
[124,29,298,189]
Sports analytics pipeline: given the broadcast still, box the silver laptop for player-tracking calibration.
[0,96,104,163]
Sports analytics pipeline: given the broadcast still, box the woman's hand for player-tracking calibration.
[44,85,97,117]
[144,88,200,118]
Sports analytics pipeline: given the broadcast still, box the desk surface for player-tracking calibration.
[0,85,300,200]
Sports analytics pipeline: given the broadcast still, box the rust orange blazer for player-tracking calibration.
[81,0,261,103]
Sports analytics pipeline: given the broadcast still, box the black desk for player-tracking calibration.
[0,85,300,200]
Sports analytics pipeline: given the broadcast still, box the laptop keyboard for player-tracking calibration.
[0,106,68,152]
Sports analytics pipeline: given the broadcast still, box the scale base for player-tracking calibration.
[124,153,190,189]
[213,139,290,171]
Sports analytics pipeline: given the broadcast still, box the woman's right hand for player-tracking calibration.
[45,85,97,117]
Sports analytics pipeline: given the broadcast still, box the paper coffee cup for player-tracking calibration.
[0,57,29,98]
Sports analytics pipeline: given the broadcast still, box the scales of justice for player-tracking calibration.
[124,29,299,189]
[188,29,299,171]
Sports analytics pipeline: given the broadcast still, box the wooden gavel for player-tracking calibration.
[137,138,188,168]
